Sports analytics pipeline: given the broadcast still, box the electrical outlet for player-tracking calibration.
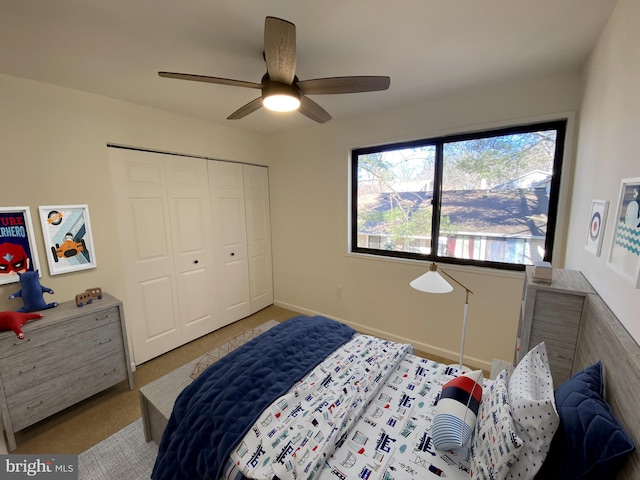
[336,285,343,297]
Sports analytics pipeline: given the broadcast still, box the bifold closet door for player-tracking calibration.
[208,162,273,323]
[208,161,252,324]
[243,164,274,312]
[109,148,220,365]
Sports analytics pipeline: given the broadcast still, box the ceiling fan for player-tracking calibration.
[158,16,391,123]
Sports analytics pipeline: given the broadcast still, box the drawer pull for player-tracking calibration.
[18,366,37,375]
[95,315,110,321]
[99,338,113,345]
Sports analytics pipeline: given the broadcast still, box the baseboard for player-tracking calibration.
[273,300,492,372]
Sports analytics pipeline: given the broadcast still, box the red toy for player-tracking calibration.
[0,311,43,339]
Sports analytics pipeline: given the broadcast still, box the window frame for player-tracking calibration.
[350,119,568,271]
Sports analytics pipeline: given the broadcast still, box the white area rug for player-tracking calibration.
[78,419,155,480]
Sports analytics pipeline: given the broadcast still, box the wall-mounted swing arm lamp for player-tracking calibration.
[410,262,474,371]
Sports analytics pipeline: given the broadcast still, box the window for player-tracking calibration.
[351,120,567,269]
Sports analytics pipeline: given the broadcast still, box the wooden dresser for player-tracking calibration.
[515,267,595,386]
[0,293,133,451]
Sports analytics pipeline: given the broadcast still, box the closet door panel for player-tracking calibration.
[108,149,182,364]
[166,157,221,341]
[181,268,212,325]
[140,277,178,339]
[208,162,251,323]
[129,197,173,276]
[219,198,248,260]
[243,165,274,312]
[130,197,178,346]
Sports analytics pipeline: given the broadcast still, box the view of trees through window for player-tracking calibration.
[352,120,566,268]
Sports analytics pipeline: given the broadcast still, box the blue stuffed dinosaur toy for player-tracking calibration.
[8,270,58,312]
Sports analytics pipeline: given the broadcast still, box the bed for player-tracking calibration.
[151,291,639,480]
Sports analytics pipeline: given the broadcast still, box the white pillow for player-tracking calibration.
[432,370,484,450]
[471,369,524,480]
[506,342,559,480]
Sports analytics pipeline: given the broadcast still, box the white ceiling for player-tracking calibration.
[0,0,618,136]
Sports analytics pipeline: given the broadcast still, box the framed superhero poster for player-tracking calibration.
[0,206,42,285]
[38,204,97,275]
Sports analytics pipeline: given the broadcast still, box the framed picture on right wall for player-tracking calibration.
[585,199,609,256]
[607,177,640,288]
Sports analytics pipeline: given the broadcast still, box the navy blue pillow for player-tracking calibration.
[536,362,635,480]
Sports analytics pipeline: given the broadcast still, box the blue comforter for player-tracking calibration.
[151,315,356,480]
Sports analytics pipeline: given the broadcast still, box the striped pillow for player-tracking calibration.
[432,370,484,450]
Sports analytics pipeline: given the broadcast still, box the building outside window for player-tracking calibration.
[351,120,567,270]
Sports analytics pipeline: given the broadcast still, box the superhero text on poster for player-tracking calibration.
[0,208,41,285]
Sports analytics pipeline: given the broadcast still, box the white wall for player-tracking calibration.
[565,0,640,341]
[269,72,584,370]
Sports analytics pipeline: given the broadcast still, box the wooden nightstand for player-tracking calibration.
[515,266,595,386]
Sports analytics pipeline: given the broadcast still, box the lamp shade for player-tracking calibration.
[410,270,453,294]
[410,262,473,371]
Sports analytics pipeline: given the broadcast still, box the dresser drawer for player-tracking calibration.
[529,329,576,384]
[0,321,125,396]
[0,306,120,358]
[6,354,129,432]
[531,290,584,326]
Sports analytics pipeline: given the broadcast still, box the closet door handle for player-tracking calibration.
[193,260,199,264]
[230,252,235,256]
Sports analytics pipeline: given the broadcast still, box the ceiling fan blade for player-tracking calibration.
[264,16,296,84]
[227,97,263,120]
[299,95,332,123]
[297,76,391,95]
[158,71,262,90]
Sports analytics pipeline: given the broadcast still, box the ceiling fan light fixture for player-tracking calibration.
[159,17,390,123]
[263,94,300,112]
[262,81,301,112]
